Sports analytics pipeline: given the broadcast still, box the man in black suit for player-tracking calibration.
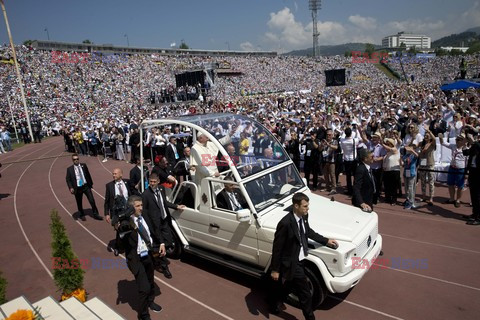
[173,146,195,181]
[429,112,448,137]
[216,176,248,211]
[129,128,141,164]
[165,136,180,169]
[244,166,274,204]
[65,153,103,221]
[122,195,164,320]
[464,135,480,225]
[151,155,177,187]
[129,158,148,196]
[142,173,185,278]
[352,149,376,212]
[270,192,338,320]
[104,168,132,255]
[104,168,132,220]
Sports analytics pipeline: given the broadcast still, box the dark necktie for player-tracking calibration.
[368,168,376,193]
[137,216,151,249]
[118,182,124,198]
[299,218,309,257]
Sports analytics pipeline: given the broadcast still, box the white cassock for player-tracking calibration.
[190,135,231,185]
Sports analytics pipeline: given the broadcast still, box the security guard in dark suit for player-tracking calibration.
[122,195,164,320]
[464,135,480,225]
[269,192,338,320]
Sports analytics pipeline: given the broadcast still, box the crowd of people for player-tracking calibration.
[1,45,479,320]
[1,46,479,217]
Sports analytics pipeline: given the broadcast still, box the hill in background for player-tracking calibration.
[284,27,480,56]
[432,28,480,48]
[284,43,381,56]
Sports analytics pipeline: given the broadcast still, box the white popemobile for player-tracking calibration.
[139,113,382,308]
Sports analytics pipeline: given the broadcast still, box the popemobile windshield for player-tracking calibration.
[139,113,382,308]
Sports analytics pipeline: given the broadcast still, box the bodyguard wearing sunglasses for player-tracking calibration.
[66,153,103,221]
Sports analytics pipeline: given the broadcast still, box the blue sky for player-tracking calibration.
[1,0,479,53]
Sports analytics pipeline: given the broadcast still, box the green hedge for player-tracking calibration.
[50,209,84,295]
[0,269,7,304]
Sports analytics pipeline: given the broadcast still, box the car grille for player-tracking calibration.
[356,223,378,258]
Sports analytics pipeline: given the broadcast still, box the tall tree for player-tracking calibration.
[365,43,375,57]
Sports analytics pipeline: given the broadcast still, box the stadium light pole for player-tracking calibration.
[0,0,34,142]
[309,0,321,57]
[124,34,129,47]
[44,27,50,40]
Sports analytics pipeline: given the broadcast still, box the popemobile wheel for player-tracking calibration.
[286,264,327,309]
[166,226,183,259]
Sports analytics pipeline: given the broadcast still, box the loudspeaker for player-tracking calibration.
[325,69,346,87]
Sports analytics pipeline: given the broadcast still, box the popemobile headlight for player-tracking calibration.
[344,249,355,266]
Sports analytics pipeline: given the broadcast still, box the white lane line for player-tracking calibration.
[48,156,235,320]
[327,295,405,320]
[50,155,476,319]
[13,148,64,280]
[0,144,54,173]
[382,233,480,254]
[373,264,480,292]
[96,154,113,175]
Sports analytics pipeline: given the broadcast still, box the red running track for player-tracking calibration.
[0,136,479,320]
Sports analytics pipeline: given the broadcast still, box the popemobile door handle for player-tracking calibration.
[209,223,220,228]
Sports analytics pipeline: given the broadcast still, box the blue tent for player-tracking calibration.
[440,80,480,91]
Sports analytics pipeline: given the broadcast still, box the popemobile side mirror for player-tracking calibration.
[236,208,251,223]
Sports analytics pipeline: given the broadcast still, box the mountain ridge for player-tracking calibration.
[283,26,480,56]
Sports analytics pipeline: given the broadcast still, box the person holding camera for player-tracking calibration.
[319,129,338,195]
[301,131,320,191]
[122,195,164,319]
[142,173,185,279]
[104,168,132,255]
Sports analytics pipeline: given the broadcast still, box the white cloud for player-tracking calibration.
[262,7,347,52]
[240,41,256,51]
[243,2,480,53]
[387,19,445,36]
[348,15,377,30]
[459,1,480,31]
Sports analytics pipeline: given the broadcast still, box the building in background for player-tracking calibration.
[439,46,469,53]
[382,32,431,49]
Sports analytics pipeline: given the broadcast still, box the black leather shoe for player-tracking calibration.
[79,215,87,221]
[466,220,480,225]
[269,302,286,314]
[149,302,163,313]
[93,214,104,221]
[113,248,119,256]
[162,267,172,279]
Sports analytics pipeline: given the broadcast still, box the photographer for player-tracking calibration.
[301,131,320,191]
[319,129,338,195]
[122,195,164,319]
[142,173,185,279]
[104,168,132,255]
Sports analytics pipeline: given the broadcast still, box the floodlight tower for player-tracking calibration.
[309,0,321,57]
